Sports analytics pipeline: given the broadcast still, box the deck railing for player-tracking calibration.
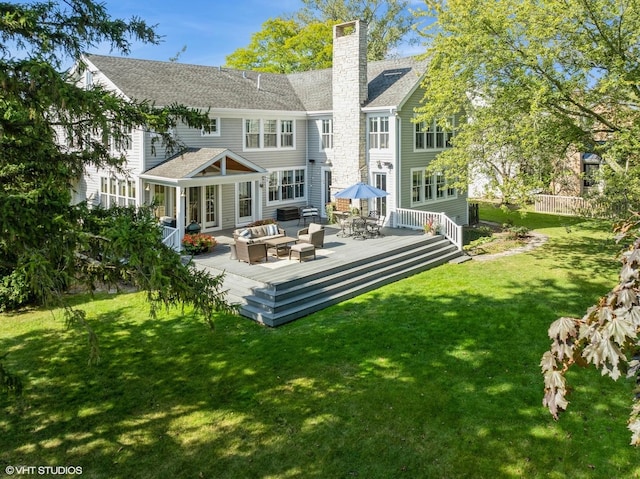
[394,208,463,251]
[162,226,180,251]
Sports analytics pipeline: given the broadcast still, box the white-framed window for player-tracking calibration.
[84,70,93,90]
[245,119,260,148]
[415,117,455,150]
[267,168,305,203]
[410,168,457,206]
[97,125,133,152]
[281,120,293,147]
[321,119,333,150]
[244,118,295,150]
[264,119,277,147]
[201,118,220,136]
[369,116,389,149]
[100,177,136,208]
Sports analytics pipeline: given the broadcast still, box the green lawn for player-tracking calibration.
[2,204,640,478]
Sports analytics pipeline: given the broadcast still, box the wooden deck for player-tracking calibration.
[193,220,463,326]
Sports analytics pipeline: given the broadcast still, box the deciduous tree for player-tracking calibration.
[226,0,416,73]
[416,0,640,213]
[542,215,640,445]
[296,0,416,61]
[225,18,333,73]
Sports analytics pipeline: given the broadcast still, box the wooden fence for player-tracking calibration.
[534,195,589,216]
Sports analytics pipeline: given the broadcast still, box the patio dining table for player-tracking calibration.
[334,213,380,239]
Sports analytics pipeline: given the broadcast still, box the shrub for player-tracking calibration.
[505,225,530,239]
[247,218,276,227]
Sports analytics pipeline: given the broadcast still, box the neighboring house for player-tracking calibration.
[73,20,468,247]
[550,148,602,197]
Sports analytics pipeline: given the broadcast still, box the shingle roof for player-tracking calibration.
[144,147,228,179]
[143,147,266,180]
[86,54,428,112]
[86,55,306,111]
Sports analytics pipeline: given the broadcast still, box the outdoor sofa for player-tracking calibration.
[233,223,285,243]
[232,223,285,264]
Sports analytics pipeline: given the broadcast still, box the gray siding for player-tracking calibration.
[398,91,468,224]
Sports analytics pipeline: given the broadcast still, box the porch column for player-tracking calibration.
[176,185,185,249]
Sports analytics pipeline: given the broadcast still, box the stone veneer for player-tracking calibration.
[331,20,368,193]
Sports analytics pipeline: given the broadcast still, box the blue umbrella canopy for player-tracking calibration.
[334,182,389,199]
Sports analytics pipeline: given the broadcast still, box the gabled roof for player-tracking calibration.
[85,55,306,111]
[85,54,429,113]
[287,56,429,111]
[141,147,266,185]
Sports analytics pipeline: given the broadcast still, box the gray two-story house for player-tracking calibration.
[74,20,467,247]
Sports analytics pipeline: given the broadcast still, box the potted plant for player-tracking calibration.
[182,233,216,255]
[423,217,440,236]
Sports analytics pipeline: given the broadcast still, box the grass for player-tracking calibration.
[2,203,640,478]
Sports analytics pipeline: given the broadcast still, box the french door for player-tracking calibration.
[204,185,218,229]
[322,169,332,214]
[238,181,254,224]
[186,185,219,230]
[373,173,387,215]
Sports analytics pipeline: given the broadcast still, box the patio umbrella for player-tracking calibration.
[334,182,389,214]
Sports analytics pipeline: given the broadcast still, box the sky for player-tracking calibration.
[93,0,431,67]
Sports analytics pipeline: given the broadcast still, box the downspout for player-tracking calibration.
[138,127,145,206]
[394,113,401,228]
[306,118,310,205]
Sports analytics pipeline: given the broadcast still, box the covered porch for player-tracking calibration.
[140,148,267,250]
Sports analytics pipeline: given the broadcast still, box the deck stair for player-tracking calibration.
[238,235,461,326]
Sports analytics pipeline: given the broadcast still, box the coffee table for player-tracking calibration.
[264,236,298,257]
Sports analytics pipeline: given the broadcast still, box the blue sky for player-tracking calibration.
[94,0,430,66]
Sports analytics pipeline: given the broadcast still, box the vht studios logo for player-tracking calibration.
[5,465,83,475]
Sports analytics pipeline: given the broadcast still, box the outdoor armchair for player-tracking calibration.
[234,238,268,264]
[297,223,325,248]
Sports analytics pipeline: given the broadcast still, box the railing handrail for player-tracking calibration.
[394,208,463,251]
[161,226,180,251]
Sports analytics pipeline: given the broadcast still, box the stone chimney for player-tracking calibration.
[332,20,368,190]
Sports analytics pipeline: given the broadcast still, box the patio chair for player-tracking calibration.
[298,206,320,226]
[297,222,325,248]
[351,217,367,240]
[337,213,353,238]
[366,215,385,238]
[234,238,268,264]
